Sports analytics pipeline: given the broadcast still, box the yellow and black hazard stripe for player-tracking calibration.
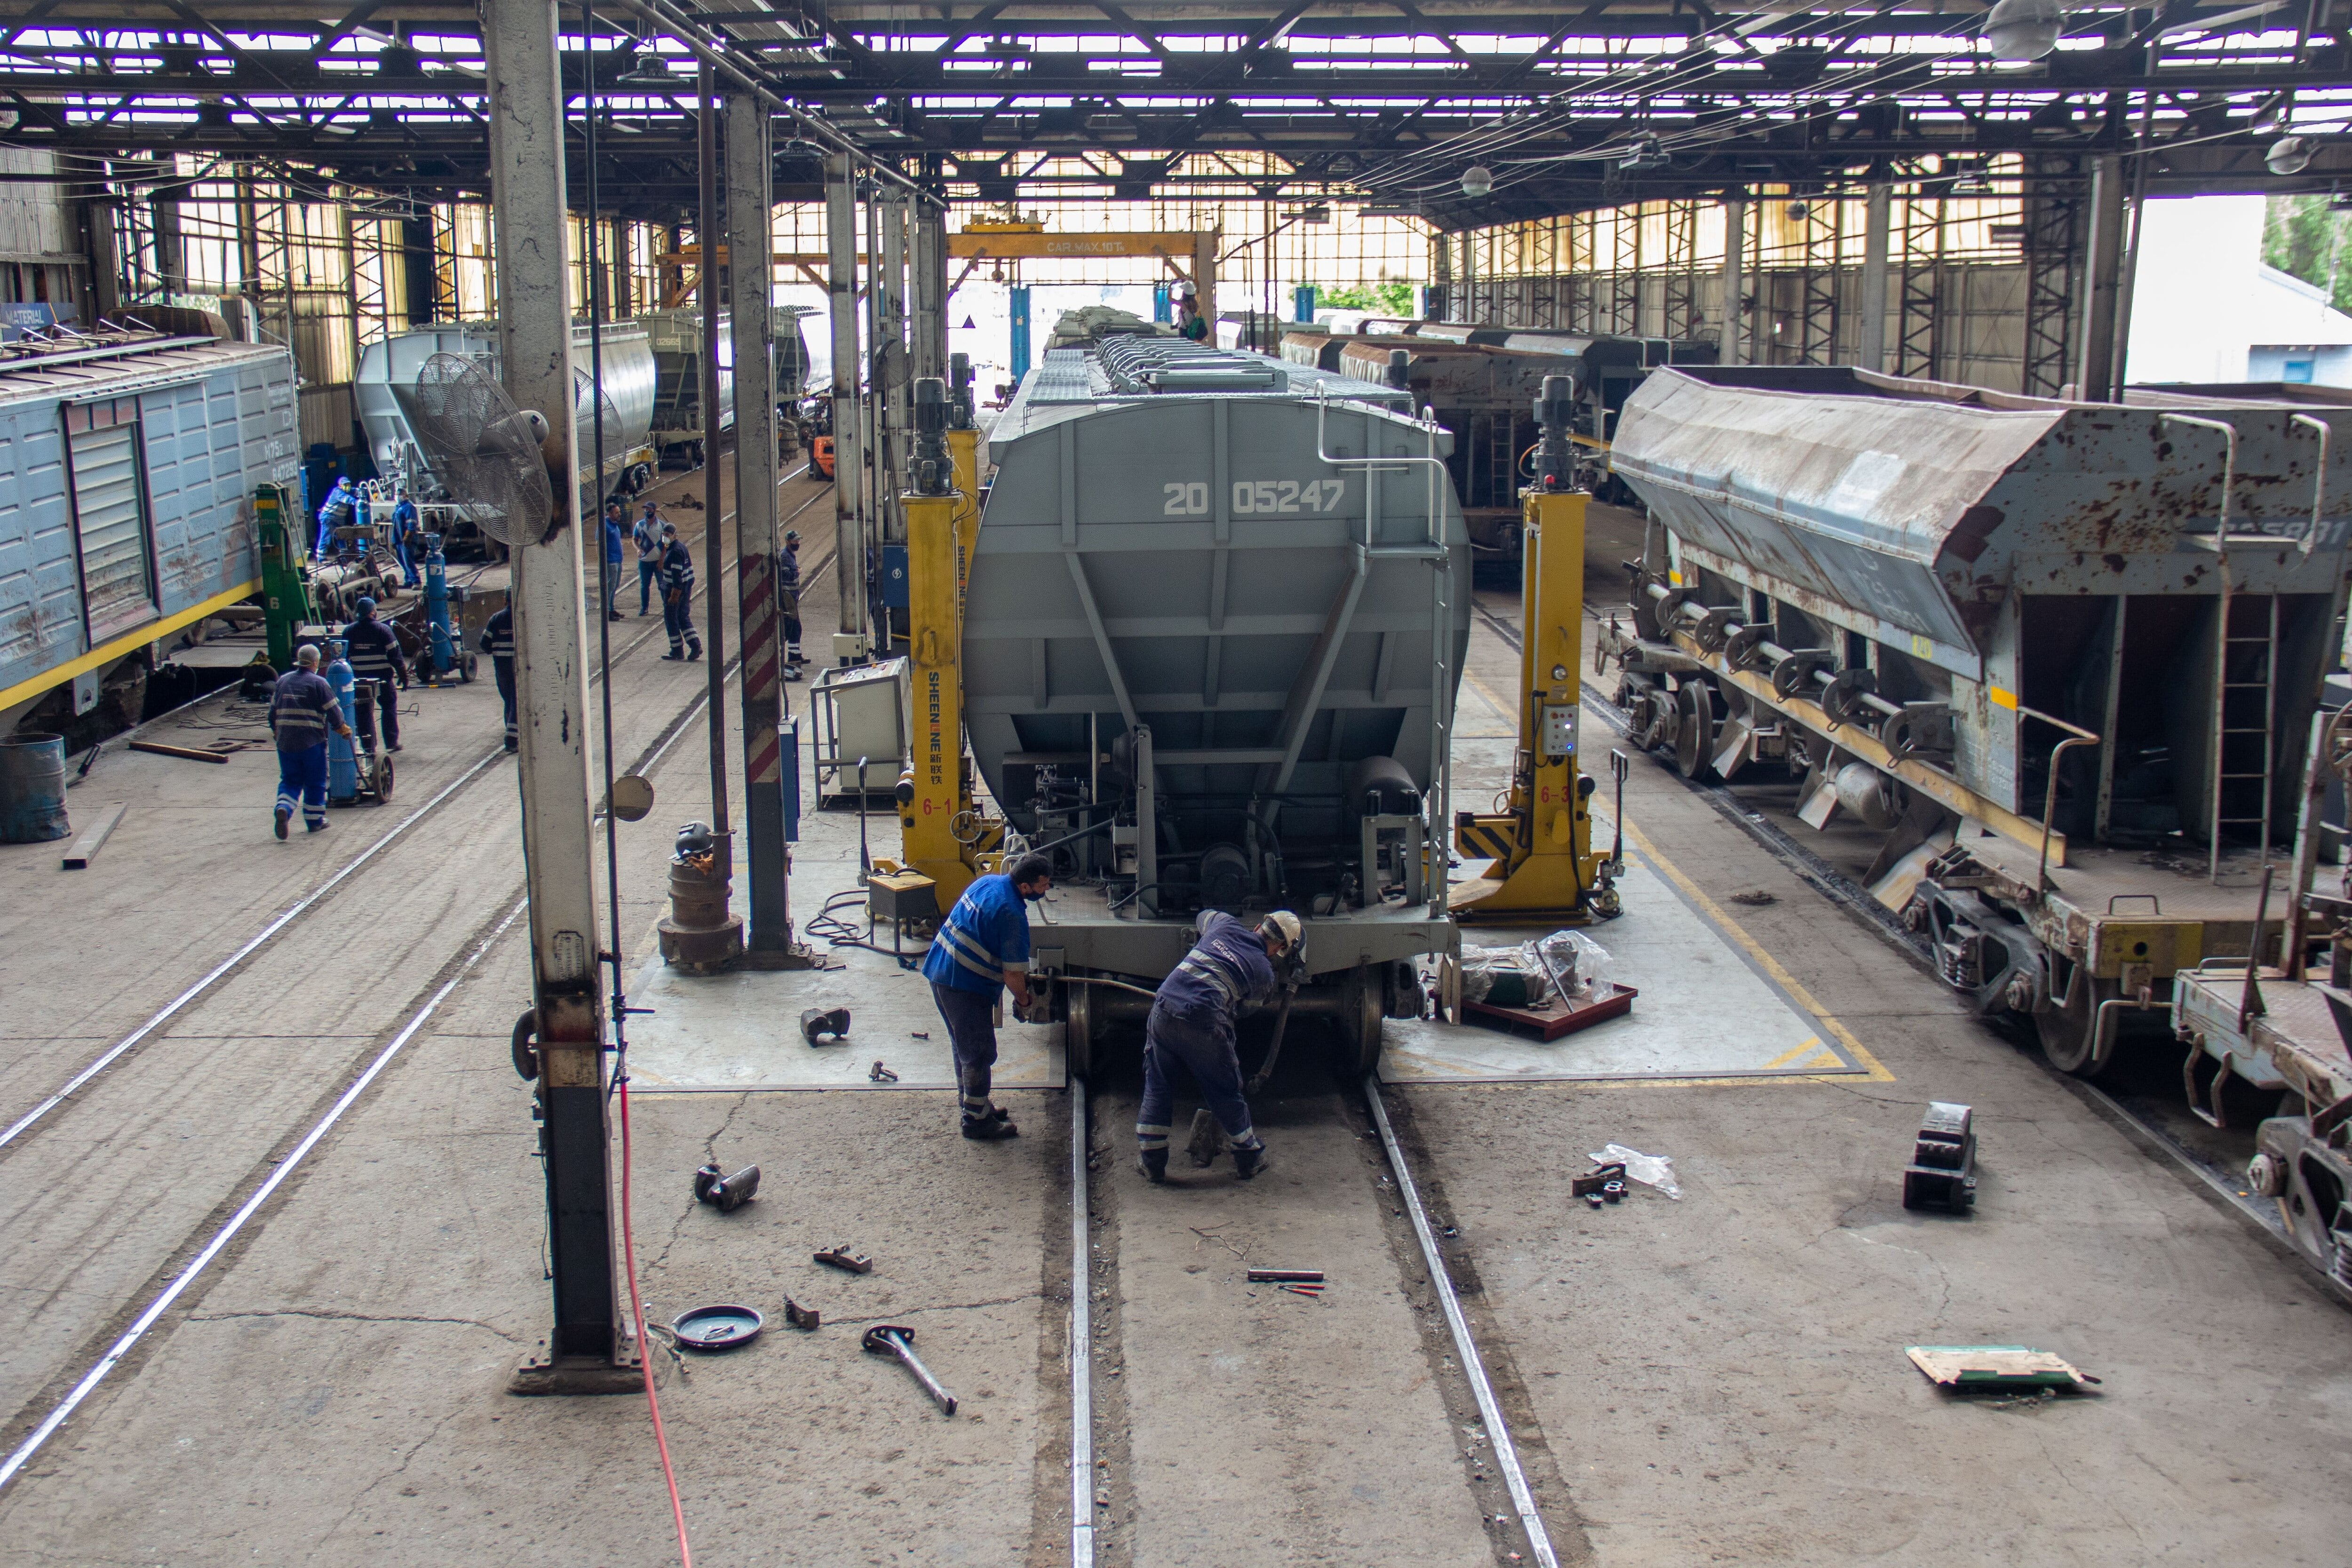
[1455,815,1521,861]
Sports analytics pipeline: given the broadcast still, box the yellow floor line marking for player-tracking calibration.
[1759,1035,1826,1070]
[1620,816,1898,1085]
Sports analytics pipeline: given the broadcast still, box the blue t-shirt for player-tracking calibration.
[604,517,626,563]
[1155,909,1276,1023]
[921,874,1033,996]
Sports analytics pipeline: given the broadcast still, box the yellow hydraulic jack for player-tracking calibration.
[1451,376,1620,925]
[893,376,1003,910]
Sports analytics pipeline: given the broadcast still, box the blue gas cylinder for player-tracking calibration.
[325,638,359,802]
[423,533,456,680]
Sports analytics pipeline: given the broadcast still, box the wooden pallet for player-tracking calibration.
[1464,982,1638,1041]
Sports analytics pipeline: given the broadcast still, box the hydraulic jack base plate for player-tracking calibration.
[505,1345,647,1396]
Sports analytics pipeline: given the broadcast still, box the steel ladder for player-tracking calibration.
[2210,589,2281,861]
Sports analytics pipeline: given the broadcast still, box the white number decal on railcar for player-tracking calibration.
[1162,481,1210,516]
[1231,479,1345,515]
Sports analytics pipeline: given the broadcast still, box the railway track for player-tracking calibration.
[1066,1054,1580,1566]
[0,465,824,1159]
[0,469,839,1483]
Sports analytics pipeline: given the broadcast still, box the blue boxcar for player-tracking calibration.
[0,334,298,729]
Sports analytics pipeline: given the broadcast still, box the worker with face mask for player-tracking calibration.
[336,596,409,753]
[1136,909,1301,1184]
[920,852,1054,1141]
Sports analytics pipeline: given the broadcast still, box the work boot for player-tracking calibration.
[306,819,330,834]
[1232,1143,1270,1181]
[274,805,290,840]
[961,1108,1019,1141]
[688,643,704,661]
[662,650,686,661]
[1137,1147,1168,1185]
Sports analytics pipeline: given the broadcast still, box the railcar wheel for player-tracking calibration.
[1064,979,1095,1084]
[1672,680,1720,781]
[2035,959,2110,1076]
[1335,964,1384,1079]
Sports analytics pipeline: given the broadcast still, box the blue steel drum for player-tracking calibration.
[0,733,69,844]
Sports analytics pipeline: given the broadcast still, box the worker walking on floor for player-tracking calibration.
[920,852,1054,1141]
[659,521,703,661]
[270,643,353,839]
[1136,909,1300,1184]
[480,603,516,751]
[336,596,408,753]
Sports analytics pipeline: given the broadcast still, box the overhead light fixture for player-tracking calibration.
[1785,199,1811,223]
[2269,134,2317,175]
[1460,164,1493,199]
[1620,133,1669,174]
[1952,169,1992,194]
[1986,0,2066,63]
[615,45,676,88]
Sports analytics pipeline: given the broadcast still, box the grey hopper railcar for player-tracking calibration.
[1599,364,2352,1075]
[969,340,1471,1074]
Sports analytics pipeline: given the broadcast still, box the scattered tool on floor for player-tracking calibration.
[692,1163,762,1212]
[1588,1143,1683,1199]
[59,802,127,871]
[671,1304,765,1351]
[1275,1282,1325,1299]
[801,1006,851,1045]
[782,1297,821,1331]
[1906,1345,2099,1392]
[868,1060,899,1082]
[815,1244,874,1274]
[1730,889,1777,907]
[1901,1101,1979,1213]
[1247,1267,1324,1283]
[864,1324,957,1415]
[911,1030,930,1040]
[1571,1162,1627,1200]
[127,739,231,764]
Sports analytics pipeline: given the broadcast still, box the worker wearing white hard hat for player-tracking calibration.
[1136,908,1302,1184]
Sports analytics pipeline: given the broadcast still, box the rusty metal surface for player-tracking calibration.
[1610,366,2352,683]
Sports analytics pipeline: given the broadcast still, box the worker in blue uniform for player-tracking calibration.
[269,643,353,838]
[920,853,1054,1140]
[658,521,703,661]
[313,476,358,557]
[389,488,422,586]
[337,596,409,753]
[602,501,627,621]
[780,529,806,672]
[480,604,516,751]
[1136,908,1301,1184]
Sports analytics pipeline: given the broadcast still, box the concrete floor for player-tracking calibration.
[2,486,2349,1566]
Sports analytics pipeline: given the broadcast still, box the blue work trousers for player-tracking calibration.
[663,589,700,654]
[493,657,516,748]
[275,742,329,828]
[637,558,659,613]
[1138,1001,1260,1154]
[930,981,1001,1118]
[393,534,418,586]
[604,555,623,614]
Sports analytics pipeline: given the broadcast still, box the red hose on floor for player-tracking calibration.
[619,1075,693,1568]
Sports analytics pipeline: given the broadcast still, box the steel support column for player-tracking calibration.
[729,90,793,956]
[825,152,865,644]
[2075,154,2128,402]
[482,0,620,1383]
[1858,182,1891,373]
[911,194,944,386]
[1721,197,1746,366]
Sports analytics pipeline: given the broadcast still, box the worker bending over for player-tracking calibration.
[313,476,358,557]
[1136,910,1301,1184]
[337,596,408,754]
[269,643,353,838]
[920,853,1053,1141]
[480,604,516,751]
[659,521,703,661]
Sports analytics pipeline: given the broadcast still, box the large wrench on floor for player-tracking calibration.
[863,1325,958,1415]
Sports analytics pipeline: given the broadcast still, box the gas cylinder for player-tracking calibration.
[423,532,458,683]
[325,637,359,804]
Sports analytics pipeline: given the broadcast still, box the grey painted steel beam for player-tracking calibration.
[826,151,865,640]
[1857,182,1890,374]
[482,0,617,1365]
[730,88,790,952]
[2075,153,2129,403]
